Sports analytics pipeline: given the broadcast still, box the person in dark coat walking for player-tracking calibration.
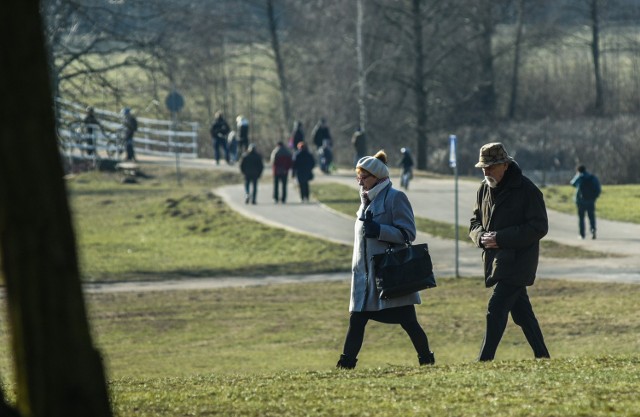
[210,111,230,165]
[290,121,304,151]
[311,117,332,150]
[121,107,138,161]
[270,141,293,203]
[570,165,602,239]
[351,127,367,167]
[291,142,315,202]
[240,143,264,205]
[469,142,550,362]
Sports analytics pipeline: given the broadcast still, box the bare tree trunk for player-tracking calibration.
[508,0,525,120]
[266,0,292,130]
[476,0,497,121]
[356,0,368,132]
[412,0,429,170]
[590,0,604,115]
[0,1,112,416]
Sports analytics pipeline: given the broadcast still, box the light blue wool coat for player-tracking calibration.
[349,181,422,312]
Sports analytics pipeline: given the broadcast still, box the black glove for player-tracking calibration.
[362,211,381,238]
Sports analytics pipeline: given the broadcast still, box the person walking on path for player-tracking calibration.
[311,117,332,150]
[239,143,264,205]
[210,111,230,165]
[469,142,550,362]
[291,142,315,203]
[290,121,305,150]
[570,165,602,240]
[121,107,138,161]
[236,115,250,154]
[336,150,434,369]
[398,147,414,190]
[351,127,367,167]
[270,141,293,204]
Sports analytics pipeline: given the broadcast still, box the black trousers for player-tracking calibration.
[273,174,288,203]
[479,282,550,361]
[577,201,596,237]
[298,180,310,201]
[341,305,431,360]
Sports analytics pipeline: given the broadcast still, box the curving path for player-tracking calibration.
[90,155,640,293]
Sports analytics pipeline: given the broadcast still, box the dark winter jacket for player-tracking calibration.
[469,162,548,287]
[570,171,601,204]
[210,117,230,141]
[292,148,315,182]
[240,149,264,179]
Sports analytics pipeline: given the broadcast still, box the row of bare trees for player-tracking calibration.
[44,0,640,176]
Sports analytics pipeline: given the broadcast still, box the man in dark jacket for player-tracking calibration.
[270,141,293,203]
[469,142,550,362]
[210,111,230,165]
[240,144,264,205]
[570,165,601,240]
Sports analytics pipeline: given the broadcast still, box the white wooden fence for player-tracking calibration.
[57,98,199,161]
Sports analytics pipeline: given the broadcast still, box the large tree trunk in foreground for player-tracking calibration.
[0,1,112,416]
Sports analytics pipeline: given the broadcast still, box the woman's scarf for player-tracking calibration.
[360,178,390,207]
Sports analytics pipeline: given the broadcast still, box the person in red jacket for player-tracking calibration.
[270,141,293,204]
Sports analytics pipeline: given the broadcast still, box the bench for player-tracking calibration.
[115,162,139,183]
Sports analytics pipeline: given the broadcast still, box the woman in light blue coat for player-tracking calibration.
[336,150,434,369]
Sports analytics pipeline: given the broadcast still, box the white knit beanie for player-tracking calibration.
[357,155,389,179]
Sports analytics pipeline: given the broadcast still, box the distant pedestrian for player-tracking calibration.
[236,115,250,154]
[227,130,238,164]
[399,147,414,190]
[570,165,602,240]
[121,107,138,161]
[336,150,434,369]
[469,142,550,362]
[292,142,315,203]
[210,111,230,165]
[351,127,367,167]
[318,139,333,174]
[290,121,304,150]
[270,141,293,203]
[311,117,332,150]
[82,106,103,156]
[240,143,264,205]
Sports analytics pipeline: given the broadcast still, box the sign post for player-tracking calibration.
[449,134,459,278]
[165,91,185,186]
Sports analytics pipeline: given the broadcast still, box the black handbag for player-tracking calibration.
[372,229,436,299]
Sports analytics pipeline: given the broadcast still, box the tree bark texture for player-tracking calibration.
[266,0,292,130]
[508,0,526,120]
[0,1,112,417]
[590,0,604,114]
[412,0,429,170]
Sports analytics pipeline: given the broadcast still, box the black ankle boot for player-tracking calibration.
[336,354,357,369]
[419,351,435,366]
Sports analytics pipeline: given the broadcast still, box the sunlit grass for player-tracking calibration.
[69,167,351,281]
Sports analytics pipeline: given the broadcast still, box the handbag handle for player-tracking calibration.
[384,227,411,254]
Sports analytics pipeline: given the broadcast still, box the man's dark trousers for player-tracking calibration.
[479,281,550,361]
[577,201,596,238]
[273,174,288,203]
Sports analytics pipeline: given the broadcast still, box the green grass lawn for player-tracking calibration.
[68,167,351,281]
[543,184,640,223]
[2,278,638,416]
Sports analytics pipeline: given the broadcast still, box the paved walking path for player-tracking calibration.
[98,155,640,293]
